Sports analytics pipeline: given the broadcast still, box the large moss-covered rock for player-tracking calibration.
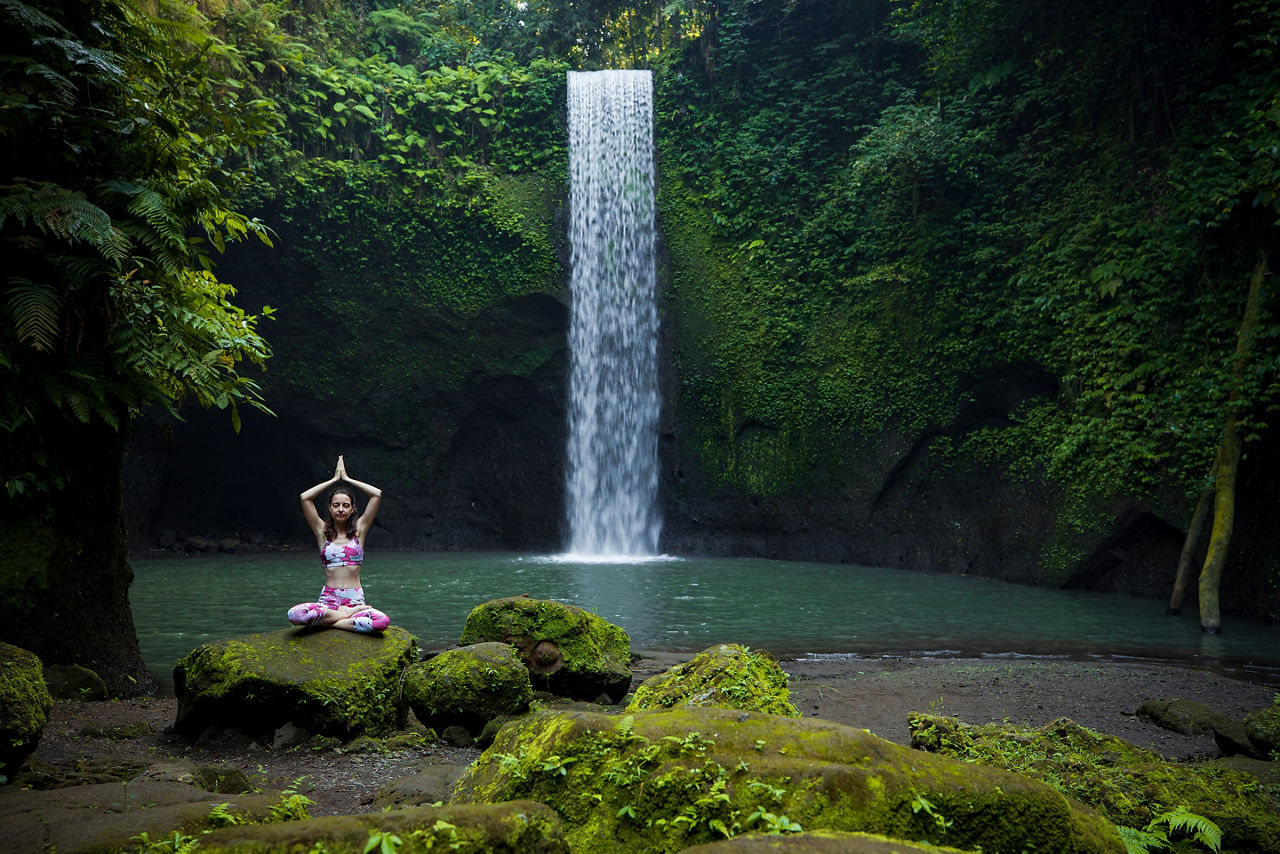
[909,713,1280,852]
[0,642,53,778]
[404,643,533,736]
[627,644,798,717]
[451,706,1122,854]
[459,597,631,702]
[1244,700,1280,758]
[173,627,417,740]
[196,801,567,853]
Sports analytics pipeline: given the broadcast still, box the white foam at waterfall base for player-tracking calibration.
[564,69,662,557]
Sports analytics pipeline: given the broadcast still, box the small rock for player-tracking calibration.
[441,725,474,747]
[43,664,109,701]
[272,722,310,751]
[342,736,382,754]
[79,721,154,739]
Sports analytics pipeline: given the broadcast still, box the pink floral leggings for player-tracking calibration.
[287,586,390,633]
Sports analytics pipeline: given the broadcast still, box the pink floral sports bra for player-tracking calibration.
[321,537,363,569]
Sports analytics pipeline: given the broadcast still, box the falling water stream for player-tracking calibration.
[564,70,661,557]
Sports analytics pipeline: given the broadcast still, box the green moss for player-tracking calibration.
[627,644,799,717]
[659,173,961,500]
[404,642,533,733]
[0,642,53,776]
[459,597,631,700]
[909,713,1280,851]
[264,160,564,420]
[453,706,1122,853]
[0,519,55,612]
[1244,698,1280,759]
[174,627,418,739]
[196,801,567,853]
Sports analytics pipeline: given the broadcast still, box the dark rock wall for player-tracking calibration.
[120,190,1278,622]
[124,193,570,554]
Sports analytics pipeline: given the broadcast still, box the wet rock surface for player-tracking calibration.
[5,654,1276,852]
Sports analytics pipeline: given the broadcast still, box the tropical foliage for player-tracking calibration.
[653,0,1280,592]
[0,0,279,499]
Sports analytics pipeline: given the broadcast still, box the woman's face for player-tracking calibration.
[329,493,354,525]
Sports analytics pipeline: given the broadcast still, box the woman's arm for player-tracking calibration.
[300,458,342,546]
[337,456,382,540]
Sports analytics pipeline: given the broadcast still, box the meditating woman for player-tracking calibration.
[287,455,390,633]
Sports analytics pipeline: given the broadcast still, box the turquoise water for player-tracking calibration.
[131,551,1280,688]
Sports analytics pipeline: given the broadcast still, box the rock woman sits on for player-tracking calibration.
[288,455,390,634]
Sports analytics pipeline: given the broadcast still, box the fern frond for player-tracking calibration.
[5,277,61,351]
[1117,824,1166,854]
[61,254,111,283]
[0,0,68,36]
[125,185,182,239]
[32,36,125,79]
[23,62,77,104]
[4,182,132,263]
[115,222,186,277]
[64,390,91,423]
[37,371,71,409]
[1154,806,1222,852]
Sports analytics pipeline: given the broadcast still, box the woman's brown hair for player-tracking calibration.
[322,486,362,542]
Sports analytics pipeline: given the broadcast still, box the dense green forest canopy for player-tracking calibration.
[2,0,1278,687]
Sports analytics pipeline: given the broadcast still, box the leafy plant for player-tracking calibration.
[268,777,315,822]
[363,829,403,854]
[910,790,954,835]
[746,807,802,834]
[127,830,200,853]
[1119,806,1223,854]
[207,802,240,827]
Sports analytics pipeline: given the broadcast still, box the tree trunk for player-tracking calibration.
[1197,250,1269,633]
[1,420,155,697]
[1168,478,1213,615]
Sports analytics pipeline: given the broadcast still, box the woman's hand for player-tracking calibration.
[335,455,347,481]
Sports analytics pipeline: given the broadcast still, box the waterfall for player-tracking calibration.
[565,69,661,557]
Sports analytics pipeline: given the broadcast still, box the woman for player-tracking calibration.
[287,455,391,633]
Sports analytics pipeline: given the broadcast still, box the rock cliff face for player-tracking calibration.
[121,197,1278,621]
[124,198,571,554]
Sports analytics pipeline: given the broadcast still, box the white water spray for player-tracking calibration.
[565,70,661,557]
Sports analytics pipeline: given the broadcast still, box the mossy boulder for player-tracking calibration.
[627,644,798,717]
[909,713,1280,852]
[372,764,473,810]
[404,643,534,736]
[1243,700,1280,758]
[682,830,974,852]
[1136,697,1238,736]
[459,597,631,702]
[451,706,1123,854]
[173,627,417,741]
[0,778,285,852]
[42,662,109,700]
[0,641,53,779]
[196,801,568,853]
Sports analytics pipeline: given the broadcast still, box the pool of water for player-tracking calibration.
[130,551,1280,688]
